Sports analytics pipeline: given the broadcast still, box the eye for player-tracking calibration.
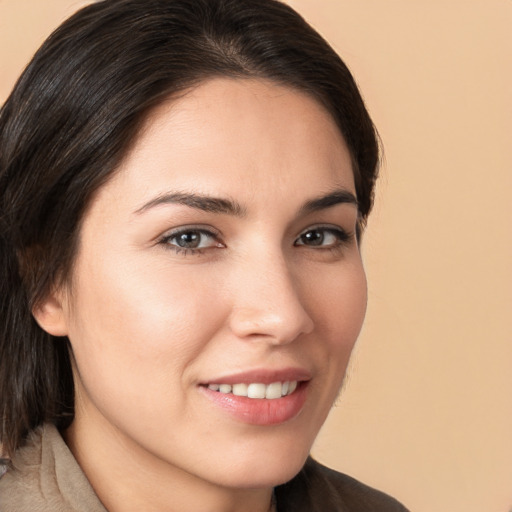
[159,227,224,254]
[294,226,351,248]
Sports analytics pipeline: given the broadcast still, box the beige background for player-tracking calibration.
[1,1,511,511]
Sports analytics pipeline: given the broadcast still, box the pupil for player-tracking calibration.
[303,230,323,246]
[178,232,200,248]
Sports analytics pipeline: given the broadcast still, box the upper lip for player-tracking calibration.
[201,367,312,386]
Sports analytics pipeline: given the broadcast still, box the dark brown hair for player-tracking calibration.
[0,0,379,458]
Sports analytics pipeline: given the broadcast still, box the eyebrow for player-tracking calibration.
[298,189,358,215]
[134,192,247,216]
[134,188,358,217]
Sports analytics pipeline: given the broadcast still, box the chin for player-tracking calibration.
[203,435,312,489]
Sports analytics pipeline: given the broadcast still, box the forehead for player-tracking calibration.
[94,77,355,215]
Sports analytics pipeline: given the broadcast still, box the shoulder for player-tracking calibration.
[0,424,106,512]
[275,457,410,512]
[0,425,49,510]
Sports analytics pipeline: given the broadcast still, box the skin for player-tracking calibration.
[36,78,368,512]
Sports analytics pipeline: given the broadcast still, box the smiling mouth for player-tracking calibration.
[201,377,308,425]
[206,381,298,399]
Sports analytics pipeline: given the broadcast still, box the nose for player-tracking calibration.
[228,254,314,345]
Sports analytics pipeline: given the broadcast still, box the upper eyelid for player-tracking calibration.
[296,223,351,236]
[159,225,222,239]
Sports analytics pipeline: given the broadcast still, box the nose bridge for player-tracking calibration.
[228,246,314,343]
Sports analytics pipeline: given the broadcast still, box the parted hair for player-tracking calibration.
[0,0,379,458]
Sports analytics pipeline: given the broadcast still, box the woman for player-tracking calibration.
[0,0,409,510]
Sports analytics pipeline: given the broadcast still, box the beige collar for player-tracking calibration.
[0,424,107,511]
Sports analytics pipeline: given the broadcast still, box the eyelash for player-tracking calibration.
[294,226,352,251]
[158,225,353,256]
[158,227,222,256]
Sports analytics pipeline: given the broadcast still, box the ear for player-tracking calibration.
[32,292,69,337]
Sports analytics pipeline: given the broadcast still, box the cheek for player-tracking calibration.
[290,259,367,438]
[307,258,367,347]
[64,253,228,412]
[71,250,224,343]
[305,258,367,395]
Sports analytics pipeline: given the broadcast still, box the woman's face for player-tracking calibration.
[56,78,367,489]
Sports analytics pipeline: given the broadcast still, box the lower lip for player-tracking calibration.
[200,382,308,426]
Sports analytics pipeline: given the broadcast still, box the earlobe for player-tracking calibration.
[32,294,69,337]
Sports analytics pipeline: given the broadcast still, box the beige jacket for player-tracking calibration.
[0,424,106,511]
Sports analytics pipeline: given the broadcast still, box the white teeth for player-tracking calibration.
[207,381,299,399]
[247,383,266,398]
[232,383,248,396]
[265,382,282,399]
